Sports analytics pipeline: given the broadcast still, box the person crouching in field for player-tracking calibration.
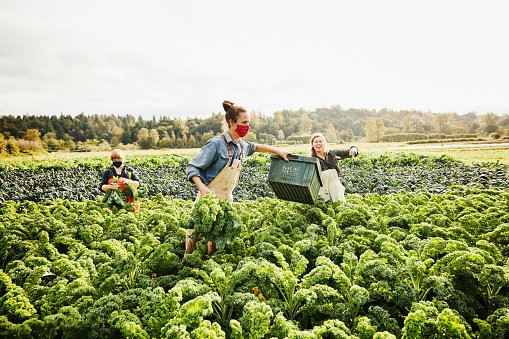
[310,133,358,202]
[185,100,289,255]
[99,149,141,211]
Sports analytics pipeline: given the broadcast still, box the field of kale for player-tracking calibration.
[0,153,508,203]
[1,153,509,338]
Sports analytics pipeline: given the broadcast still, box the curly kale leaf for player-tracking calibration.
[190,195,242,251]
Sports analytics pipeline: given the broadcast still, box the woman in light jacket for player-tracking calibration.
[310,133,358,202]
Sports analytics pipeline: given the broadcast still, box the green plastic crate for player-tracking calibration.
[267,154,322,204]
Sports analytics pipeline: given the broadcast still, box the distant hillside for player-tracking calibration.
[0,106,508,154]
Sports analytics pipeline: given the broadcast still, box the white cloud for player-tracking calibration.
[0,0,508,117]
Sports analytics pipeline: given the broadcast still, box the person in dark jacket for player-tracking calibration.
[99,149,140,192]
[310,133,358,202]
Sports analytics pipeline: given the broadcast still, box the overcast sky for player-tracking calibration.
[1,0,508,118]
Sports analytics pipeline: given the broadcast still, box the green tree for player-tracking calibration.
[338,129,354,142]
[145,129,159,148]
[402,115,424,133]
[0,133,6,153]
[188,134,197,148]
[364,119,385,142]
[24,129,41,142]
[433,113,457,134]
[137,128,150,149]
[324,124,338,143]
[274,111,284,128]
[299,112,312,135]
[109,126,124,147]
[477,113,499,136]
[200,131,214,145]
[173,118,189,138]
[277,129,285,140]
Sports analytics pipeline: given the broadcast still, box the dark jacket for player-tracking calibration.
[99,166,140,192]
[312,147,357,175]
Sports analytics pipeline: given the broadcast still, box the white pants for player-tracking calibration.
[318,169,345,202]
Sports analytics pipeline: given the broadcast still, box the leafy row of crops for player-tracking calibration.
[1,184,509,338]
[0,153,508,203]
[1,152,508,338]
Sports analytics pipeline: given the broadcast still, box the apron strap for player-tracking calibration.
[221,134,234,157]
[221,133,245,159]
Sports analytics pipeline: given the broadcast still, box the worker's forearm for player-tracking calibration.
[192,176,212,196]
[191,176,207,190]
[256,144,289,160]
[256,144,279,153]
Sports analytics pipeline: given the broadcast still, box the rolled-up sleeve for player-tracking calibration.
[244,141,257,157]
[186,139,219,182]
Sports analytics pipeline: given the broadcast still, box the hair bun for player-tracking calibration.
[222,100,235,112]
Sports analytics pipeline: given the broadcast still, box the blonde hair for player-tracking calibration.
[110,149,125,161]
[310,133,327,157]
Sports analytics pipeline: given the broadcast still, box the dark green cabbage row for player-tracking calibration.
[0,153,507,204]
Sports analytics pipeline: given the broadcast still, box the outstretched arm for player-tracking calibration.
[255,144,289,161]
[331,146,359,160]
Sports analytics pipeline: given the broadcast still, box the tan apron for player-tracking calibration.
[185,140,243,254]
[318,169,346,202]
[194,158,242,202]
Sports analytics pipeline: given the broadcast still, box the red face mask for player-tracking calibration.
[235,124,250,137]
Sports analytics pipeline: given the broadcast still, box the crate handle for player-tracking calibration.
[271,153,297,159]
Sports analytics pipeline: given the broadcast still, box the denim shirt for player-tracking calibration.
[187,131,257,184]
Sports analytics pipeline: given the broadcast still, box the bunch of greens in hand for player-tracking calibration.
[103,177,140,211]
[187,194,242,251]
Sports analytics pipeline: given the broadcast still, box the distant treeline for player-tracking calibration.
[0,106,508,154]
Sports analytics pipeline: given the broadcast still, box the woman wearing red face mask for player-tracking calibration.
[186,100,289,254]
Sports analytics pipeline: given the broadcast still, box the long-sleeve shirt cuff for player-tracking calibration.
[187,165,202,182]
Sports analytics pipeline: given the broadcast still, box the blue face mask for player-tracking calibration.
[112,161,123,168]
